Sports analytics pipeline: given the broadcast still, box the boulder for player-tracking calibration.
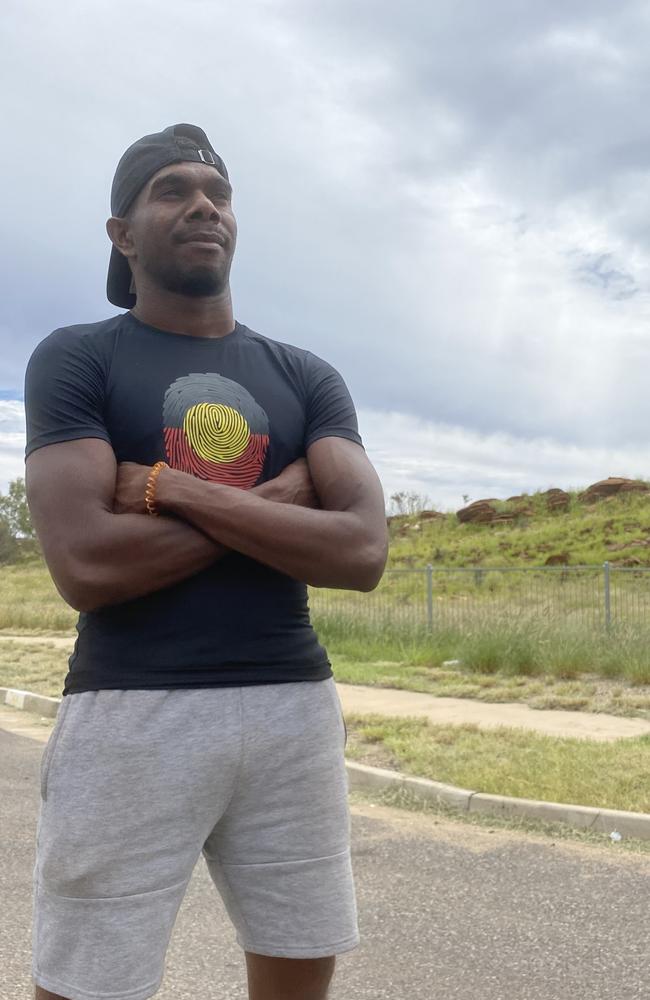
[578,478,650,503]
[456,499,500,524]
[542,488,570,511]
[545,552,570,565]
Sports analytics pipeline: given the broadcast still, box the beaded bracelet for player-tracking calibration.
[144,461,169,516]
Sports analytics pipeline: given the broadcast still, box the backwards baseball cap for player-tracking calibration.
[107,123,228,309]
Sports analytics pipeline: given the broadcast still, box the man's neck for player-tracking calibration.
[130,286,235,339]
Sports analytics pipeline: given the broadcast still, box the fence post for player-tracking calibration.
[603,560,611,631]
[426,563,433,633]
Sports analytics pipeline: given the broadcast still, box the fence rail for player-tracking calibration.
[308,562,650,637]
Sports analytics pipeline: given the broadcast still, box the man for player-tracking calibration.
[24,123,388,1000]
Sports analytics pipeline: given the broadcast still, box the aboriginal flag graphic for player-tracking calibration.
[163,373,270,489]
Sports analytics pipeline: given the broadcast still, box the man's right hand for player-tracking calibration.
[258,458,321,510]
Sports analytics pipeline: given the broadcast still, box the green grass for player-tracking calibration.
[315,612,650,688]
[345,713,650,814]
[4,513,650,698]
[3,559,650,711]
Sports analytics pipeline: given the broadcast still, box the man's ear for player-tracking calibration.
[106,216,135,260]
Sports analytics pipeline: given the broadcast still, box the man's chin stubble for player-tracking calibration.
[160,266,228,298]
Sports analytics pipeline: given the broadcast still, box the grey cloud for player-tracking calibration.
[286,0,650,212]
[572,251,638,299]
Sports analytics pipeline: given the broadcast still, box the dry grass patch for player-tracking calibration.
[0,561,76,633]
[0,642,69,697]
[345,713,650,814]
[331,655,650,720]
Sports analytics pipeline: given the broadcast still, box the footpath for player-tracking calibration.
[1,629,650,741]
[2,633,650,840]
[1,633,649,741]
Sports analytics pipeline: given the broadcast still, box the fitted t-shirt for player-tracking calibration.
[24,312,363,696]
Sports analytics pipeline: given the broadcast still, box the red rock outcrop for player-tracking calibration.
[542,488,570,511]
[456,500,500,524]
[578,478,650,503]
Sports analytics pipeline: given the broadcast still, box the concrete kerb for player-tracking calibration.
[1,687,61,718]
[345,764,650,840]
[3,686,650,840]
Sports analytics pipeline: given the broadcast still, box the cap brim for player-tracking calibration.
[107,245,136,309]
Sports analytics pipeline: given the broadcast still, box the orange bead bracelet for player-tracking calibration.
[144,461,169,516]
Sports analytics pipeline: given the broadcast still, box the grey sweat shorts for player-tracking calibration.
[32,677,358,1000]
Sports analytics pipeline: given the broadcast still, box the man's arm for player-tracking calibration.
[26,438,317,612]
[152,436,388,591]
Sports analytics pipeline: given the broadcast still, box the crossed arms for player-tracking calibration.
[25,436,389,613]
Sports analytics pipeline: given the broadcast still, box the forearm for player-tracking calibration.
[63,476,284,611]
[157,469,383,590]
[59,511,224,611]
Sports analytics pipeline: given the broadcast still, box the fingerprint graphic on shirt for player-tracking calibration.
[163,373,270,489]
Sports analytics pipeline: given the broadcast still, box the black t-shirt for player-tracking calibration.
[24,312,363,696]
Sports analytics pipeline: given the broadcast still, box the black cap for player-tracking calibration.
[107,123,228,309]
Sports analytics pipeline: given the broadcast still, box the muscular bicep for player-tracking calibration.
[26,438,118,602]
[306,436,388,546]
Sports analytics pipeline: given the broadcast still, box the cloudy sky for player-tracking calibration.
[3,0,650,512]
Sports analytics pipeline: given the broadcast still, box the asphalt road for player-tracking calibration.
[2,727,649,1000]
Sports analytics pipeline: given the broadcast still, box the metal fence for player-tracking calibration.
[308,562,650,637]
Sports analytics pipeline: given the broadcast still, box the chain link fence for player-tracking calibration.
[308,562,650,638]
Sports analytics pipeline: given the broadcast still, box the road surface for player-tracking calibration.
[1,725,649,999]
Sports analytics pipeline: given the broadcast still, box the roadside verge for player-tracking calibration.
[2,685,649,841]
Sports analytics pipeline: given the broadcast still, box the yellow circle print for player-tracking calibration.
[183,402,250,463]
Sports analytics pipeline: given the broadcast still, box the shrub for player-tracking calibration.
[0,516,19,564]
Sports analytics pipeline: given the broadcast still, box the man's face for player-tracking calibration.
[124,161,237,298]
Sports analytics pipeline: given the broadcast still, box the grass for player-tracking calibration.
[345,713,650,815]
[0,641,71,697]
[313,612,650,688]
[2,637,650,721]
[5,495,650,841]
[329,655,650,719]
[2,559,650,716]
[0,560,77,633]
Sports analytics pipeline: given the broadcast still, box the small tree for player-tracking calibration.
[389,491,433,516]
[0,515,18,564]
[0,477,35,539]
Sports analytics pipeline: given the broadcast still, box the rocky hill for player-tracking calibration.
[387,477,650,569]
